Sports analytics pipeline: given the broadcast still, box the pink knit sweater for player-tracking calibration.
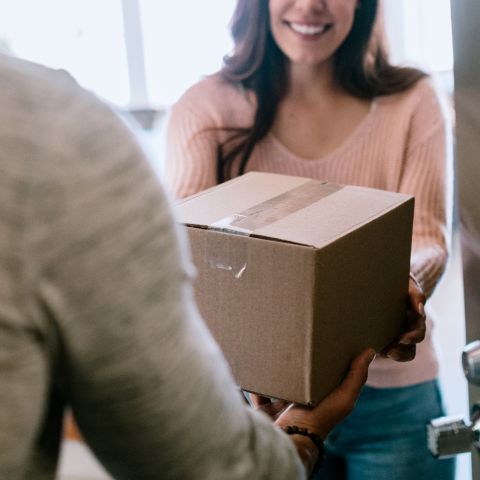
[165,73,452,388]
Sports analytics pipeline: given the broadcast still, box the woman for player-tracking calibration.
[165,0,453,478]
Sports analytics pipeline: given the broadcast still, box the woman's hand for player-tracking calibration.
[383,274,427,362]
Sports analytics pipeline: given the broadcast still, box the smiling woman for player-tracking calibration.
[268,0,357,66]
[207,0,425,183]
[164,1,454,479]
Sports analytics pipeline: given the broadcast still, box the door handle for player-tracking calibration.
[463,340,480,386]
[427,341,480,458]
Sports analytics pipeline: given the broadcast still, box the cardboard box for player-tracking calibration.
[178,172,414,405]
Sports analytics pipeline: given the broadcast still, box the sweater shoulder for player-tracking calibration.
[0,54,125,149]
[377,76,446,116]
[0,54,83,112]
[375,76,450,142]
[173,73,255,127]
[0,54,146,200]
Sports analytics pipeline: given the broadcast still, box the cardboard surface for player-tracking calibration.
[179,172,414,405]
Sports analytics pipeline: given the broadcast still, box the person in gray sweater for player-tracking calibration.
[0,53,375,480]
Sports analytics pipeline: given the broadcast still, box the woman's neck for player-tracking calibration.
[287,60,339,103]
[272,59,373,160]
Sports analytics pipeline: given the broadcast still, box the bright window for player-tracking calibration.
[140,0,236,108]
[384,0,453,73]
[0,0,130,106]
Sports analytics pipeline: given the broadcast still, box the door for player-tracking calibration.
[451,0,480,477]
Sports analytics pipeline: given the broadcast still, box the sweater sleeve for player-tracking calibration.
[165,90,220,198]
[398,80,453,298]
[27,85,304,480]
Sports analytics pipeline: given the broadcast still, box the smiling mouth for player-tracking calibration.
[286,21,333,36]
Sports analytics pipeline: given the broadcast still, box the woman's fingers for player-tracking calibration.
[399,309,427,345]
[408,275,426,315]
[249,393,271,408]
[250,393,291,419]
[383,275,427,360]
[384,343,416,362]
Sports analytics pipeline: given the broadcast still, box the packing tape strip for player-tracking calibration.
[206,232,248,279]
[206,180,343,278]
[210,180,343,235]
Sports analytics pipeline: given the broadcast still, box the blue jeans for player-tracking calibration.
[314,380,455,480]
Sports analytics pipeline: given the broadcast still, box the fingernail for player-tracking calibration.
[399,338,412,345]
[368,350,376,364]
[418,303,425,317]
[388,351,401,361]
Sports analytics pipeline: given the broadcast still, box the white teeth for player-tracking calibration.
[289,22,327,35]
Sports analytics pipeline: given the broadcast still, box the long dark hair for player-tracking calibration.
[216,0,426,183]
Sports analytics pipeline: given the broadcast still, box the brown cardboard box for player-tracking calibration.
[178,172,414,405]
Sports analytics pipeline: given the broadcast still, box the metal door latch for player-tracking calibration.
[427,341,480,458]
[427,414,479,458]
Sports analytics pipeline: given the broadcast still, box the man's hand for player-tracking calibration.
[275,348,376,439]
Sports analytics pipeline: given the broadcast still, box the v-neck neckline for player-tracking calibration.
[266,99,379,164]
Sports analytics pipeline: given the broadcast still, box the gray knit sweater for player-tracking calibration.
[0,54,303,480]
